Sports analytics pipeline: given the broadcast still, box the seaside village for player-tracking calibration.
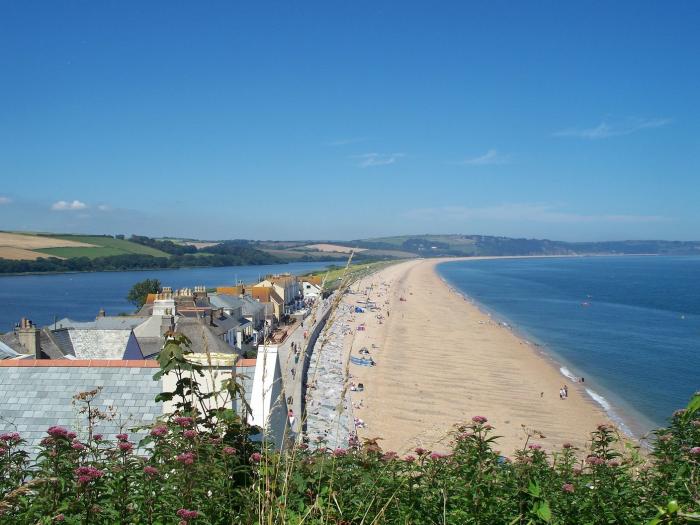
[0,273,337,450]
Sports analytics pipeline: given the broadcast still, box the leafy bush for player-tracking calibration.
[1,337,698,524]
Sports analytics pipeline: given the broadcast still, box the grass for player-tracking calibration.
[320,260,398,290]
[34,235,170,259]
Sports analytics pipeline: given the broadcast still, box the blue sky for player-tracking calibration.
[0,1,698,241]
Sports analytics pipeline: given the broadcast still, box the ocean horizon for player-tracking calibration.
[436,255,700,439]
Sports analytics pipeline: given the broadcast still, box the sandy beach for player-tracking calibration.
[339,258,613,456]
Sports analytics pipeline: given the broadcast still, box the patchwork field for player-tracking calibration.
[0,247,59,260]
[0,232,96,250]
[303,243,366,253]
[0,233,170,260]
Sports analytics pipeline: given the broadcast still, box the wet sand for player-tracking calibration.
[342,258,612,456]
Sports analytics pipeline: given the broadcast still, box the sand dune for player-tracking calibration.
[342,259,611,456]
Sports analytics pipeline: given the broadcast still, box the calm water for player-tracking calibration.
[0,261,334,331]
[437,256,700,436]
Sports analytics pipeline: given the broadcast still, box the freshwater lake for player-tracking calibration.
[0,261,335,331]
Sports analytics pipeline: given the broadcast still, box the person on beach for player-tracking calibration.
[564,384,568,397]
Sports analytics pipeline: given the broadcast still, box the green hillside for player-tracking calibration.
[34,235,170,259]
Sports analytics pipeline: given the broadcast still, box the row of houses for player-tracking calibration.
[0,273,325,450]
[0,273,324,362]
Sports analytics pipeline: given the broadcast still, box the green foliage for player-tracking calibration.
[129,235,198,256]
[35,235,171,259]
[1,363,698,525]
[126,278,161,308]
[0,249,286,274]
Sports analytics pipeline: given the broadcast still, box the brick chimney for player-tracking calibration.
[17,318,41,359]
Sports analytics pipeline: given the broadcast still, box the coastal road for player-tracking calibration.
[275,297,332,435]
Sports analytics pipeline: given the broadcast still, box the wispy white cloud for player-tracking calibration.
[51,200,87,211]
[354,152,405,168]
[0,196,11,205]
[553,117,671,139]
[97,204,111,212]
[328,137,370,146]
[456,149,509,166]
[406,203,670,224]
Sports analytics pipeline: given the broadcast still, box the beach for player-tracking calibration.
[336,258,613,456]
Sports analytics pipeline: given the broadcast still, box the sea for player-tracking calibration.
[0,261,334,332]
[436,256,700,438]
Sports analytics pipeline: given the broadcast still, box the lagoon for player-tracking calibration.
[0,261,334,331]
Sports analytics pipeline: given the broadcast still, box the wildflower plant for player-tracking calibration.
[0,330,698,525]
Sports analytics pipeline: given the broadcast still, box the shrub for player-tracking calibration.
[1,337,698,524]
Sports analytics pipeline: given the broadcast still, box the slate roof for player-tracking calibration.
[174,318,236,355]
[53,317,146,331]
[210,294,266,317]
[0,329,66,360]
[0,341,21,360]
[0,361,164,450]
[63,329,137,359]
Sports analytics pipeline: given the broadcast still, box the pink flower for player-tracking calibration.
[208,437,222,444]
[174,416,194,428]
[297,443,309,450]
[176,452,196,465]
[471,416,488,424]
[74,466,104,484]
[223,446,237,455]
[71,442,87,451]
[47,426,69,438]
[250,452,262,463]
[607,460,620,467]
[586,455,605,466]
[414,447,428,456]
[381,451,399,461]
[150,426,168,437]
[528,444,542,451]
[562,483,575,494]
[116,433,129,441]
[143,466,159,477]
[562,442,572,449]
[176,508,199,520]
[66,431,77,440]
[93,434,103,441]
[0,447,6,455]
[118,441,133,453]
[573,467,582,475]
[403,455,416,463]
[332,448,347,457]
[429,452,447,460]
[40,437,54,446]
[183,429,197,439]
[689,447,700,456]
[0,432,20,443]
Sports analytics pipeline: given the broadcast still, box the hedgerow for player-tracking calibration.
[1,337,698,524]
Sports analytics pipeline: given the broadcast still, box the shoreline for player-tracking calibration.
[336,258,623,456]
[433,258,659,442]
[434,264,647,441]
